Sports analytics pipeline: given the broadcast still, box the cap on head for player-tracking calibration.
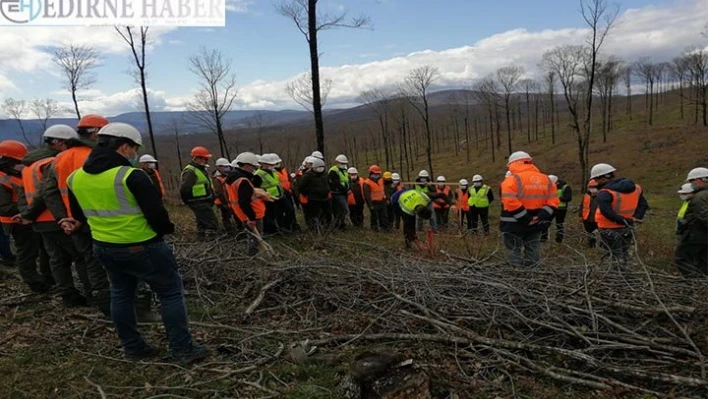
[472,174,483,182]
[383,171,393,179]
[311,151,324,160]
[436,176,446,182]
[507,151,531,165]
[0,140,28,161]
[139,154,157,163]
[686,167,708,181]
[590,163,616,179]
[311,158,326,168]
[98,122,143,146]
[392,173,401,180]
[44,124,78,141]
[77,114,109,129]
[191,146,212,159]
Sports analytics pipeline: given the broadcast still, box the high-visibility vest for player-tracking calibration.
[226,177,266,222]
[182,164,212,200]
[365,178,386,202]
[154,169,165,197]
[468,185,490,208]
[557,184,568,209]
[53,145,92,217]
[433,186,451,209]
[66,166,157,244]
[0,171,21,224]
[677,200,689,220]
[398,190,430,216]
[455,188,470,211]
[581,194,592,221]
[595,184,642,229]
[347,179,364,206]
[22,157,56,223]
[213,175,226,206]
[500,168,559,224]
[328,166,350,191]
[276,168,291,192]
[256,169,283,199]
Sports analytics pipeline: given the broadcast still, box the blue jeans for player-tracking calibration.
[93,241,193,355]
[0,228,14,260]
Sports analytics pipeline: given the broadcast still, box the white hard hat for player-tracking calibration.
[678,183,695,194]
[44,124,78,140]
[139,154,157,163]
[260,153,277,165]
[436,176,446,182]
[686,167,708,181]
[271,153,282,163]
[231,159,239,167]
[472,174,483,182]
[235,152,260,167]
[305,156,315,165]
[311,151,324,160]
[311,157,325,168]
[392,173,401,180]
[347,167,358,174]
[98,122,143,146]
[590,163,616,179]
[459,179,469,186]
[548,175,558,184]
[505,171,512,178]
[215,157,230,167]
[290,172,296,179]
[418,170,430,178]
[335,154,348,164]
[507,151,531,165]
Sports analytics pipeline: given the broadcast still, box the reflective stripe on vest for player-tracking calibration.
[66,166,156,243]
[398,190,430,216]
[455,189,470,211]
[0,172,21,224]
[677,200,689,220]
[557,185,568,209]
[365,178,386,202]
[329,166,350,190]
[182,164,212,199]
[256,169,283,199]
[23,157,56,223]
[468,185,490,208]
[227,177,266,222]
[595,184,642,229]
[54,146,92,217]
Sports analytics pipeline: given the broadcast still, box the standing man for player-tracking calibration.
[468,174,493,235]
[363,165,389,231]
[579,179,599,248]
[675,168,708,277]
[256,154,284,234]
[392,188,433,249]
[591,163,649,267]
[64,122,208,364]
[455,179,470,230]
[180,146,218,239]
[328,154,350,231]
[138,155,165,199]
[414,170,438,231]
[543,175,572,243]
[501,151,559,268]
[390,173,405,229]
[297,157,332,231]
[274,154,299,232]
[212,158,235,232]
[226,152,267,256]
[346,167,365,228]
[432,176,452,228]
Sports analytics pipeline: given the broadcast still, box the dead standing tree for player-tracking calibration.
[2,98,31,146]
[358,89,394,170]
[286,71,333,114]
[187,47,238,160]
[115,26,158,158]
[519,79,538,144]
[276,0,370,157]
[402,66,439,176]
[496,65,524,155]
[473,76,502,164]
[29,98,60,134]
[545,71,558,144]
[633,58,657,126]
[50,44,100,120]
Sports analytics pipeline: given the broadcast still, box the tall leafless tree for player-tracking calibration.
[496,65,524,154]
[622,65,632,120]
[50,44,100,120]
[596,56,622,141]
[473,76,502,163]
[245,111,268,155]
[2,98,32,146]
[633,58,657,125]
[358,89,394,170]
[276,0,370,157]
[672,56,689,120]
[402,66,439,175]
[519,79,538,144]
[115,26,157,158]
[286,71,333,113]
[545,71,558,144]
[29,98,60,134]
[684,49,708,126]
[187,47,238,159]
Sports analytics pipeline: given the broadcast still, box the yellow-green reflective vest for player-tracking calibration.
[557,184,568,209]
[399,190,431,216]
[677,201,689,220]
[256,169,283,198]
[329,166,350,190]
[67,166,156,244]
[182,164,212,199]
[468,185,490,208]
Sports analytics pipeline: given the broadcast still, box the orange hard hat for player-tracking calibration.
[77,114,110,129]
[369,165,382,174]
[191,146,212,158]
[0,140,28,161]
[587,179,598,188]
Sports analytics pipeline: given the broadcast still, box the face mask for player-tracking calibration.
[437,183,445,188]
[589,188,598,194]
[474,182,482,188]
[370,174,380,179]
[393,180,400,185]
[146,163,156,169]
[314,166,325,173]
[420,178,428,183]
[691,183,700,191]
[680,194,691,201]
[129,154,139,166]
[338,164,347,170]
[461,185,468,190]
[349,175,357,180]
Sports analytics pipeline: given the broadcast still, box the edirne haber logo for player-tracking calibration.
[0,0,225,26]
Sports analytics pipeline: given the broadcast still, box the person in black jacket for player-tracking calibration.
[225,153,265,256]
[347,167,365,228]
[297,158,332,231]
[543,175,572,243]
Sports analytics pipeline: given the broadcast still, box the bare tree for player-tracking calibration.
[2,98,32,146]
[358,89,394,170]
[596,56,622,142]
[187,47,238,160]
[245,111,268,154]
[402,66,439,175]
[29,98,60,134]
[519,79,538,144]
[50,44,100,120]
[685,49,708,126]
[276,0,370,157]
[633,58,656,125]
[115,26,157,159]
[286,71,333,113]
[622,65,632,120]
[672,56,689,120]
[473,76,502,163]
[545,71,558,144]
[173,120,183,168]
[495,66,524,154]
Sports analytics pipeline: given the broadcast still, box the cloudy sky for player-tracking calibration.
[0,0,706,118]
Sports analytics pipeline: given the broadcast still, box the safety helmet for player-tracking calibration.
[347,167,358,175]
[418,170,430,178]
[459,179,469,186]
[548,175,558,184]
[472,174,483,182]
[590,163,616,179]
[260,153,277,165]
[231,159,239,168]
[436,176,446,182]
[383,171,393,179]
[215,157,230,167]
[686,167,708,181]
[139,154,157,163]
[392,173,401,180]
[44,124,78,141]
[77,114,109,129]
[505,171,512,178]
[191,146,212,159]
[678,183,695,194]
[0,140,28,161]
[290,172,296,179]
[587,179,598,188]
[508,151,532,165]
[235,152,260,167]
[271,153,282,164]
[311,158,325,168]
[368,165,381,174]
[335,154,348,164]
[97,122,143,146]
[311,151,324,160]
[305,156,315,165]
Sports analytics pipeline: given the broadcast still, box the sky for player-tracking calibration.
[0,0,706,118]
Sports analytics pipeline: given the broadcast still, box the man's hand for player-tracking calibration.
[528,216,540,226]
[58,218,81,234]
[11,214,32,225]
[246,220,257,230]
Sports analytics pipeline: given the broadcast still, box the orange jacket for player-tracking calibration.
[53,146,92,218]
[276,168,291,193]
[433,186,451,209]
[363,178,386,206]
[500,161,559,233]
[0,171,21,224]
[213,175,227,206]
[22,157,56,223]
[154,169,165,198]
[455,188,470,212]
[595,185,642,229]
[226,177,266,222]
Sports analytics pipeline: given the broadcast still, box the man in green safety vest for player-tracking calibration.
[180,146,218,240]
[675,168,708,278]
[328,154,350,230]
[392,188,433,248]
[256,153,285,234]
[676,183,694,235]
[467,174,494,235]
[63,122,208,365]
[543,175,572,243]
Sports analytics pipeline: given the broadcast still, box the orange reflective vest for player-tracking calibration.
[595,184,642,229]
[581,194,592,221]
[277,168,291,192]
[213,175,226,206]
[0,171,21,224]
[154,169,165,197]
[53,146,92,217]
[226,177,266,222]
[500,163,560,224]
[455,188,470,212]
[22,157,56,223]
[347,179,365,205]
[433,186,451,209]
[364,178,386,202]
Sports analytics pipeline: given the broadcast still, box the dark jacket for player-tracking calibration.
[180,161,213,203]
[41,137,95,222]
[68,148,175,246]
[18,147,60,232]
[350,177,365,206]
[298,170,331,202]
[0,160,21,234]
[680,186,708,244]
[557,179,572,206]
[328,167,349,195]
[225,167,258,221]
[384,179,397,202]
[143,168,163,199]
[596,178,649,227]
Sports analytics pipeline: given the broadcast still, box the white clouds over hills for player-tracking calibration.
[1,0,707,118]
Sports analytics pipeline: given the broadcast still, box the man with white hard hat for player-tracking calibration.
[346,167,365,227]
[390,173,405,229]
[414,170,438,231]
[328,154,350,230]
[212,157,235,232]
[225,152,268,255]
[591,163,648,268]
[467,174,494,235]
[675,167,708,277]
[138,154,165,199]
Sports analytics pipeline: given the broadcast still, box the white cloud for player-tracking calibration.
[226,0,252,13]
